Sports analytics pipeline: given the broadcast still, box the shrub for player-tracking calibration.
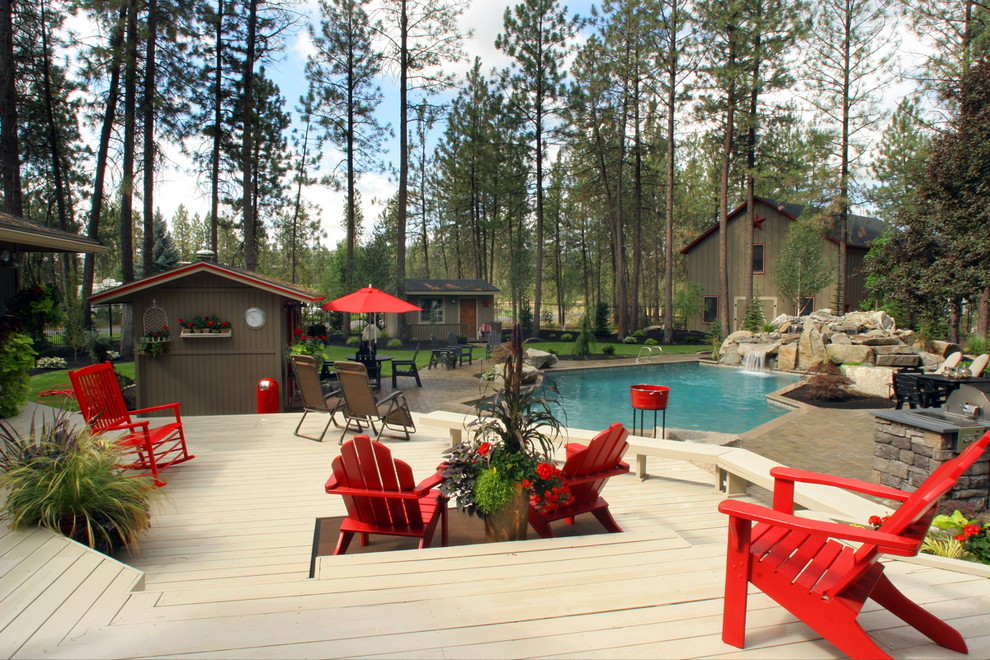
[519,307,534,334]
[83,329,114,363]
[572,314,594,358]
[602,344,615,356]
[345,336,361,346]
[36,356,68,369]
[965,333,987,354]
[804,362,851,401]
[707,322,725,360]
[594,302,611,335]
[644,338,658,346]
[0,330,36,417]
[560,333,573,342]
[386,338,403,349]
[622,336,638,344]
[632,329,645,338]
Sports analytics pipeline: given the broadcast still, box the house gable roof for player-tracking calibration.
[405,278,500,294]
[88,261,325,304]
[679,197,886,254]
[0,210,107,254]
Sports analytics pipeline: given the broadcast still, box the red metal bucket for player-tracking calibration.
[630,384,670,410]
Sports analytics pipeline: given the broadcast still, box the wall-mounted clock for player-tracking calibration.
[244,306,266,329]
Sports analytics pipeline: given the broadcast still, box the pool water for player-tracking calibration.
[548,362,799,434]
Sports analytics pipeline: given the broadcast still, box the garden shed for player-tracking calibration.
[88,259,324,416]
[392,278,500,341]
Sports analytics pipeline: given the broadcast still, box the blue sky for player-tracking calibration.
[152,0,596,247]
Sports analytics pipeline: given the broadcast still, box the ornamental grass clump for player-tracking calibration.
[440,324,571,518]
[0,413,157,553]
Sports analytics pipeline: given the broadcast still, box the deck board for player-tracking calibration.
[3,411,988,659]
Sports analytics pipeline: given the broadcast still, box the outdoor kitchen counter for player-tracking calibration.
[872,408,990,435]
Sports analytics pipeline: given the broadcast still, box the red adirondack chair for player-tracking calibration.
[528,422,630,538]
[324,434,448,555]
[68,361,194,486]
[719,430,990,660]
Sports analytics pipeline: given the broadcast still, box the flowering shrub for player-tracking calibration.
[35,357,68,370]
[927,510,990,564]
[289,327,327,360]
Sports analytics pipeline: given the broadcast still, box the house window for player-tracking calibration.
[419,298,444,323]
[799,297,815,316]
[753,243,765,274]
[703,295,718,325]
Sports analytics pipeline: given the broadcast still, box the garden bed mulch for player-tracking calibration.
[783,384,895,410]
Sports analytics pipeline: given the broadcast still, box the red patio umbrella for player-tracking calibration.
[321,286,422,313]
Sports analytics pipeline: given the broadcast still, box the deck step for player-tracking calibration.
[0,527,144,659]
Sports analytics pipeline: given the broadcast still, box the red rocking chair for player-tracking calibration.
[528,422,630,538]
[68,361,194,486]
[718,430,990,659]
[324,434,448,555]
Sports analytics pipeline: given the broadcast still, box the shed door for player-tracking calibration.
[459,298,477,337]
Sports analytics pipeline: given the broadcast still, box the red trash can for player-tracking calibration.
[256,378,280,414]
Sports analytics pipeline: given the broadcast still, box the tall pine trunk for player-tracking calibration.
[209,0,224,254]
[141,0,158,276]
[81,7,126,327]
[241,0,258,270]
[0,0,22,215]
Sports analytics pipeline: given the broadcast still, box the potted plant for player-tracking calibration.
[0,413,157,553]
[191,315,207,332]
[440,324,571,542]
[137,325,171,357]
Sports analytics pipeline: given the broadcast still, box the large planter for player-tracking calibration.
[484,482,529,542]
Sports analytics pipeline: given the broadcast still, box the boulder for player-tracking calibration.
[855,336,902,346]
[825,343,875,365]
[524,348,557,369]
[876,354,922,367]
[737,342,780,356]
[719,343,743,366]
[929,340,963,358]
[798,318,827,369]
[777,343,798,371]
[830,333,852,345]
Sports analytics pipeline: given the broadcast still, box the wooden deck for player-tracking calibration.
[2,410,989,659]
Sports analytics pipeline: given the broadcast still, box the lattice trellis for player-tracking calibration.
[143,299,172,341]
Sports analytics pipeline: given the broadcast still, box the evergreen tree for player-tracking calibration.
[305,0,385,298]
[497,0,581,336]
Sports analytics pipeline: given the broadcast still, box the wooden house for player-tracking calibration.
[387,279,500,341]
[0,210,107,311]
[679,197,886,332]
[88,260,324,416]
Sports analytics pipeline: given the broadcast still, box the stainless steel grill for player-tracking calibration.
[909,383,990,450]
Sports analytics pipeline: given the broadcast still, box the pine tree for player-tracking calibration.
[497,0,581,336]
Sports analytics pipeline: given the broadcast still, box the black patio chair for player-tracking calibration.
[392,345,423,388]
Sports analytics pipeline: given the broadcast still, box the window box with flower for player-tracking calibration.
[439,324,571,542]
[178,315,231,338]
[137,325,172,357]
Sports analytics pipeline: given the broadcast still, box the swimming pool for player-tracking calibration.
[549,362,799,434]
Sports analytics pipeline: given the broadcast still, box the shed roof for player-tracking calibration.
[88,261,325,304]
[0,210,107,253]
[405,278,500,293]
[679,197,886,255]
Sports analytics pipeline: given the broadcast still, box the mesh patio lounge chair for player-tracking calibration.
[335,361,416,442]
[290,355,344,443]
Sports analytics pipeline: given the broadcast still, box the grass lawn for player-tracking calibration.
[27,362,136,412]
